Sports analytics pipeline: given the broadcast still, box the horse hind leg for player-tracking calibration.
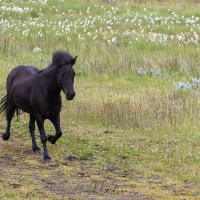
[29,114,42,155]
[2,105,16,140]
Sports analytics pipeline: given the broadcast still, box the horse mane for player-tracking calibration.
[50,50,74,67]
[37,50,74,74]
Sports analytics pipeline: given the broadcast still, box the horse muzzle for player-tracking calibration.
[66,92,76,101]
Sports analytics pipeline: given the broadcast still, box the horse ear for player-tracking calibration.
[71,56,77,66]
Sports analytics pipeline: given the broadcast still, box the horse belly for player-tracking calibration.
[11,84,33,113]
[13,93,32,113]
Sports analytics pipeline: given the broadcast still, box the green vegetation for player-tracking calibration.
[0,0,199,199]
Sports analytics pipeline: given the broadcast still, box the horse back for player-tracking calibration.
[7,66,39,91]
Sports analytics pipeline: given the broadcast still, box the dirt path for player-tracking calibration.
[0,139,151,200]
[0,137,199,200]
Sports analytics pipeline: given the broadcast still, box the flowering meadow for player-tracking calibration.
[0,0,200,199]
[1,1,199,44]
[0,0,199,74]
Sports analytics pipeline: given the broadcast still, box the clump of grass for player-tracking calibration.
[30,9,39,18]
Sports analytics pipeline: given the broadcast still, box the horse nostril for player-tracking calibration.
[66,92,75,100]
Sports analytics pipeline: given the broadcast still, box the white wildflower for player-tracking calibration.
[33,47,41,54]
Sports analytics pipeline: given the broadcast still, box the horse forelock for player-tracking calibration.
[52,50,73,66]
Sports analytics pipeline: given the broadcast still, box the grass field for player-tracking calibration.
[0,0,199,199]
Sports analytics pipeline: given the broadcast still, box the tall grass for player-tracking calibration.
[0,0,200,124]
[0,0,200,129]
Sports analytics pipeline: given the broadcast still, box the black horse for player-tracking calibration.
[0,50,77,163]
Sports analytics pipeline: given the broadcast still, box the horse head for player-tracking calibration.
[57,56,77,101]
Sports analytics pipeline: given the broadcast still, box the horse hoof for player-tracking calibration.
[34,149,42,155]
[44,158,52,164]
[2,133,10,140]
[47,135,55,144]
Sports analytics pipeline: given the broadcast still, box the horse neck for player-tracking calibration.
[42,67,61,95]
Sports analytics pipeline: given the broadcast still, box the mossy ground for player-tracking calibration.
[0,120,199,199]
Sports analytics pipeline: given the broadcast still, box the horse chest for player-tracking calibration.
[43,101,62,118]
[43,109,60,119]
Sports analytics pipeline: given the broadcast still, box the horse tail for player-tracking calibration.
[16,107,20,118]
[0,95,21,118]
[0,95,8,117]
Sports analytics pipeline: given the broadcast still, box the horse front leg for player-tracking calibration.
[35,115,51,163]
[47,115,62,144]
[29,114,42,155]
